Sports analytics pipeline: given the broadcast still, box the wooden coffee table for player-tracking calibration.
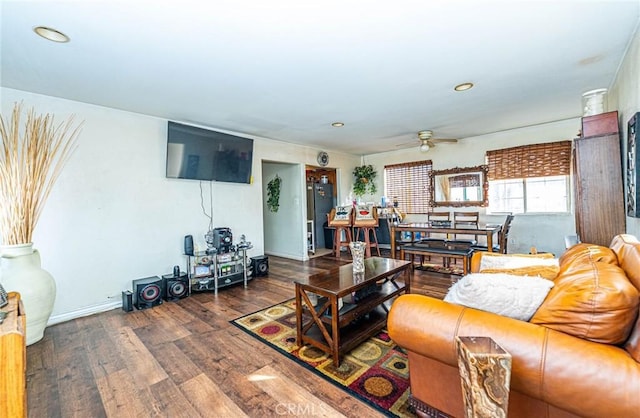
[294,257,411,366]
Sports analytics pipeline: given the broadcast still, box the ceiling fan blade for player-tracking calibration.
[431,138,458,144]
[394,140,417,147]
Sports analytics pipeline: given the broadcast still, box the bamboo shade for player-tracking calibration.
[384,160,432,214]
[449,174,481,188]
[486,140,572,180]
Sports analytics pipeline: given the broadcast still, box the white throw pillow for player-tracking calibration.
[444,273,554,321]
[354,204,374,220]
[478,254,560,280]
[479,255,559,270]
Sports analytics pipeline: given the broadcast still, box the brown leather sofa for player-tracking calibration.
[388,234,640,418]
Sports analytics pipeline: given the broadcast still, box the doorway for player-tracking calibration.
[262,161,305,260]
[305,166,337,258]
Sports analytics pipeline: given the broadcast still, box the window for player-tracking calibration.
[486,141,572,214]
[384,160,432,213]
[448,174,482,202]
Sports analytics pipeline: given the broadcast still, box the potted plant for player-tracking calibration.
[267,174,282,212]
[353,164,377,197]
[0,102,82,344]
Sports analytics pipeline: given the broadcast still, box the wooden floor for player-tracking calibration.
[26,253,455,418]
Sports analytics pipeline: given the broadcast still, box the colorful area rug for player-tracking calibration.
[231,299,416,417]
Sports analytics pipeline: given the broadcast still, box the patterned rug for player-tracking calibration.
[231,298,416,418]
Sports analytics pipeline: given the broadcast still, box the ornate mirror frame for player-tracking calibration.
[430,165,489,207]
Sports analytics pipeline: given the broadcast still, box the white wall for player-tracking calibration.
[363,118,581,256]
[0,87,360,322]
[262,161,305,260]
[610,21,640,238]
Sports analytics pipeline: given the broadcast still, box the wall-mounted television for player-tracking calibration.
[166,121,253,183]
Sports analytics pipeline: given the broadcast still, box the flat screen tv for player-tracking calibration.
[166,121,253,183]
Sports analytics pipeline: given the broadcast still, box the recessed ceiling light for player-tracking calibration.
[331,122,345,127]
[454,82,474,92]
[33,26,70,43]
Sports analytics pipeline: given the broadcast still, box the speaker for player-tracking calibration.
[251,255,269,276]
[162,273,189,302]
[184,235,194,256]
[132,276,163,310]
[121,290,133,312]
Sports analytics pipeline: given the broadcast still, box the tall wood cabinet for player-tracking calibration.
[574,111,626,246]
[0,292,26,418]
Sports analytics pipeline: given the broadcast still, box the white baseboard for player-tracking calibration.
[48,300,122,325]
[264,250,306,261]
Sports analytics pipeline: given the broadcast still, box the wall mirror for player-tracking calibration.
[430,165,488,207]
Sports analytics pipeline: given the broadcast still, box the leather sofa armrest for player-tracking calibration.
[388,294,640,417]
[470,251,484,272]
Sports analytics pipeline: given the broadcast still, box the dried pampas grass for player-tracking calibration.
[0,102,83,245]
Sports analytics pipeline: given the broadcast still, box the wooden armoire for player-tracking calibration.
[573,111,626,246]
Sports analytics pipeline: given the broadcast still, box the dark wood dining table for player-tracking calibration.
[389,222,502,258]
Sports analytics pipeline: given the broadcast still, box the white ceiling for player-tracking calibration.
[2,1,639,155]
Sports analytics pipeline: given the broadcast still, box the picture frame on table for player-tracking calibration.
[627,112,640,217]
[193,264,211,277]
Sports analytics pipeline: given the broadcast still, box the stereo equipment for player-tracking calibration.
[162,273,189,302]
[193,277,217,292]
[132,276,164,310]
[211,227,233,253]
[184,235,194,256]
[251,255,269,276]
[121,290,133,312]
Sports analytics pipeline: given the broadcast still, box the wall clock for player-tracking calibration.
[317,151,329,167]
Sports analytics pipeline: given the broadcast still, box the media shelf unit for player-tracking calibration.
[186,247,252,294]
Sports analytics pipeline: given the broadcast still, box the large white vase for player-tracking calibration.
[0,243,56,345]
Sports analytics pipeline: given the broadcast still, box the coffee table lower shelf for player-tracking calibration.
[298,305,388,364]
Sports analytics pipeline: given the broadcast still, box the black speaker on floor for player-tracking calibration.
[251,255,269,276]
[132,276,164,310]
[162,273,189,302]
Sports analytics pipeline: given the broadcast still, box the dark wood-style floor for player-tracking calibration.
[26,253,455,418]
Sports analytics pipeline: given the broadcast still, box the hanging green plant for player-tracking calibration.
[267,175,282,212]
[352,164,377,197]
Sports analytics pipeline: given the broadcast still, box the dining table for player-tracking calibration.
[389,222,502,259]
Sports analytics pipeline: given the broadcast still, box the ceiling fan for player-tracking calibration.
[395,130,458,152]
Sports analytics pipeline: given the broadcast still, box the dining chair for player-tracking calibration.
[498,214,515,253]
[453,211,479,228]
[472,214,514,254]
[413,211,451,266]
[452,211,479,243]
[425,211,451,240]
[427,211,451,223]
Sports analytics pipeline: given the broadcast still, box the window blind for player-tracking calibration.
[449,174,481,188]
[384,160,433,213]
[486,140,572,180]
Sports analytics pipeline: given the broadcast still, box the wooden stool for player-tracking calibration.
[353,205,381,258]
[327,206,353,257]
[355,225,380,258]
[333,226,353,257]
